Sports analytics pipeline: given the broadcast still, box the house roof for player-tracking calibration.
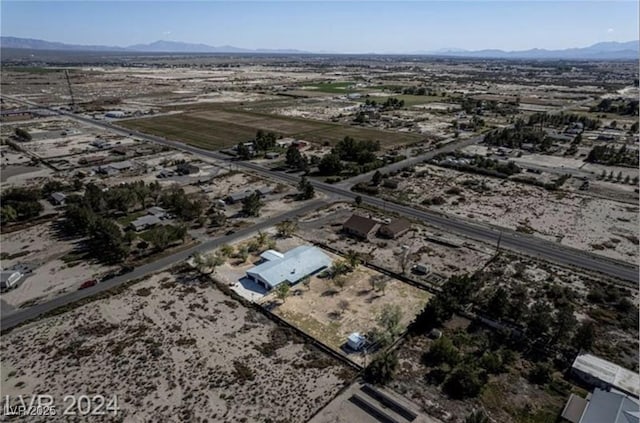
[382,218,411,235]
[131,215,161,228]
[50,192,67,202]
[260,250,284,261]
[343,215,379,234]
[227,190,253,201]
[247,245,331,289]
[147,206,167,216]
[580,389,640,423]
[573,354,640,398]
[108,161,133,170]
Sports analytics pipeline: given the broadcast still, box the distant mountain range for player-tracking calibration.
[0,37,308,54]
[1,36,638,59]
[421,41,639,60]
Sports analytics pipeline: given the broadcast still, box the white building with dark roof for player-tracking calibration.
[246,246,332,290]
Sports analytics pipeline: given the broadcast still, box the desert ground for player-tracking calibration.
[1,269,355,422]
[380,163,639,263]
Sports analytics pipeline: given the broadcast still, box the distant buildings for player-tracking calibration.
[246,246,332,290]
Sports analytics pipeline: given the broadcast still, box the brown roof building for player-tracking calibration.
[342,214,379,239]
[378,218,411,239]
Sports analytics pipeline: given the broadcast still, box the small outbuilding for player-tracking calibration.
[378,218,411,239]
[342,214,379,240]
[49,192,67,206]
[347,333,366,351]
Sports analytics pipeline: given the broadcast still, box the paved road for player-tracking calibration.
[2,95,638,330]
[0,199,326,331]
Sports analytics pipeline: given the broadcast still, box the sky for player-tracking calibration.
[1,1,638,53]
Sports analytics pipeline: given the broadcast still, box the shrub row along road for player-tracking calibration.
[1,96,637,332]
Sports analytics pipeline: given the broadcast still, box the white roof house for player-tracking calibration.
[562,388,640,423]
[129,215,161,232]
[260,250,285,262]
[246,246,332,290]
[572,353,640,398]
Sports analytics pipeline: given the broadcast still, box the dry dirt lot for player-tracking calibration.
[298,203,494,277]
[381,164,638,264]
[0,269,355,422]
[210,233,432,364]
[1,222,116,309]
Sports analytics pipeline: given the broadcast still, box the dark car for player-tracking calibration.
[78,279,97,290]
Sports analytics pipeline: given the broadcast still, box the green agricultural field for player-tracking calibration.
[304,81,358,94]
[120,107,423,150]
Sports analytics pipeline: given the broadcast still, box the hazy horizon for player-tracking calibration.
[1,1,638,54]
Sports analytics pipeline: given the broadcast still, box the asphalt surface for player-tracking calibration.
[1,96,638,331]
[0,199,326,331]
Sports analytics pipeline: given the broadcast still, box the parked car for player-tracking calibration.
[78,279,97,290]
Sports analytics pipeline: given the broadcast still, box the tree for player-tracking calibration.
[236,142,252,160]
[276,220,298,238]
[14,127,31,141]
[219,244,234,257]
[255,231,269,249]
[528,361,553,385]
[210,210,227,227]
[285,145,308,171]
[572,321,596,351]
[354,195,363,207]
[86,217,129,264]
[330,260,350,279]
[237,246,249,263]
[297,176,315,200]
[275,283,290,303]
[62,204,96,235]
[443,364,486,399]
[373,276,388,294]
[241,192,264,217]
[344,249,361,270]
[423,337,460,367]
[338,300,350,315]
[318,152,343,176]
[0,205,18,224]
[193,252,224,274]
[553,304,577,345]
[364,352,398,385]
[487,287,509,320]
[377,304,403,338]
[372,170,383,186]
[333,275,347,290]
[526,301,553,342]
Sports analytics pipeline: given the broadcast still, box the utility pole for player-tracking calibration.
[64,70,76,112]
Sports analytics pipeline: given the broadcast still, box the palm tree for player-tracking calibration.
[345,250,361,270]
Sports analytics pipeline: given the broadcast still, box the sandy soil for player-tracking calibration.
[298,203,494,277]
[383,164,638,263]
[1,222,115,308]
[0,270,354,422]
